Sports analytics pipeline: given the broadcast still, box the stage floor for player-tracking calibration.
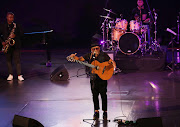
[0,49,180,127]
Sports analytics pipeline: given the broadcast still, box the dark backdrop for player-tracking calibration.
[0,0,179,48]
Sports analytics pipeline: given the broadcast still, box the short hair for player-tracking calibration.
[7,12,14,16]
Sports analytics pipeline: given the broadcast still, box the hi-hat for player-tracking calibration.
[103,8,117,15]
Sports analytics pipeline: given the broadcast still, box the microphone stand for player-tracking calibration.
[167,13,180,72]
[145,0,154,22]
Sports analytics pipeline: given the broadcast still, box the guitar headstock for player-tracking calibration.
[66,56,76,62]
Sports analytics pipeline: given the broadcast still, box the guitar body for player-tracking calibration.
[91,60,114,80]
[66,56,114,80]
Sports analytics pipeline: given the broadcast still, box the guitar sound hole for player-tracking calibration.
[102,66,106,74]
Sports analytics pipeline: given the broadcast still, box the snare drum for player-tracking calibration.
[115,19,128,32]
[130,20,140,34]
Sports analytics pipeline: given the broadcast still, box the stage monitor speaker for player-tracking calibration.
[13,115,44,127]
[50,65,69,81]
[136,117,163,127]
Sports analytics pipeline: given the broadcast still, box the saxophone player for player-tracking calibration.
[0,12,24,81]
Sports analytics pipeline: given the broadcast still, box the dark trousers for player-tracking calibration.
[90,78,107,111]
[5,48,21,75]
[46,43,51,61]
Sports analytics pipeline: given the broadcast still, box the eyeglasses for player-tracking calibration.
[91,47,100,51]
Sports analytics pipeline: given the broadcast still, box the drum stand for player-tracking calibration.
[140,28,148,56]
[106,21,112,50]
[150,9,161,53]
[100,9,118,51]
[100,11,112,51]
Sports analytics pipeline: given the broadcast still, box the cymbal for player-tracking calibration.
[103,8,117,15]
[100,15,114,20]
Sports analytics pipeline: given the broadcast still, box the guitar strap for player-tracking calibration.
[89,52,93,60]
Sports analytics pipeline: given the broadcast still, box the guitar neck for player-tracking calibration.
[75,59,95,68]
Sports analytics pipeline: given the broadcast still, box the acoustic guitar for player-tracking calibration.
[66,56,114,80]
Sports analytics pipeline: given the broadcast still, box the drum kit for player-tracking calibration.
[100,8,160,55]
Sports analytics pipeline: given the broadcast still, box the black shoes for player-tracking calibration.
[93,111,108,120]
[103,112,107,120]
[93,111,99,120]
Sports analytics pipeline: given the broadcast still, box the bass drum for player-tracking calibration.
[119,32,140,55]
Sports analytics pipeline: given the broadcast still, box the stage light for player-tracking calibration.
[149,82,157,89]
[100,41,104,44]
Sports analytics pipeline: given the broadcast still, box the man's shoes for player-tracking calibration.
[93,111,99,120]
[7,74,13,81]
[18,75,24,81]
[46,61,52,67]
[103,112,107,120]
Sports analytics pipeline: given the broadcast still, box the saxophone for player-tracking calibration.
[2,23,16,53]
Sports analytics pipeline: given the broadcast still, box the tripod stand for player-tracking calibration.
[167,13,180,72]
[83,118,110,127]
[167,35,176,72]
[149,9,161,53]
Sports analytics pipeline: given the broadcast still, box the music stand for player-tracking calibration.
[25,30,53,67]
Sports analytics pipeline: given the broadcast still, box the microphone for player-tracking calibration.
[92,52,96,59]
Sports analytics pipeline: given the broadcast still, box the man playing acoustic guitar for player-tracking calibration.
[68,38,116,120]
